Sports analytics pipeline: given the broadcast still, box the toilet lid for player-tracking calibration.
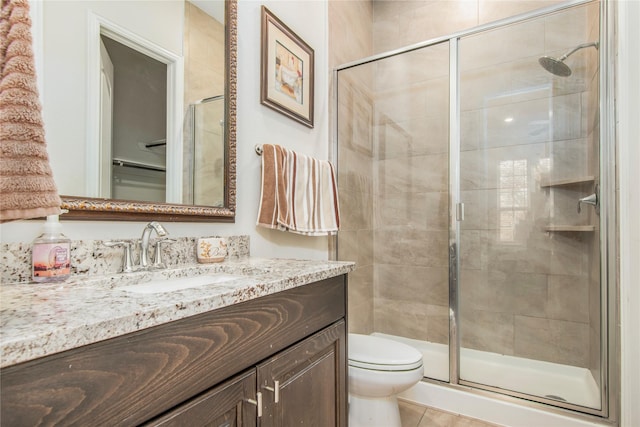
[348,334,423,371]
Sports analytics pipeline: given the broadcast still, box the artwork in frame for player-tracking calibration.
[261,6,314,128]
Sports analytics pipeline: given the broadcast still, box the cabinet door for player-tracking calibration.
[257,320,346,427]
[145,370,257,427]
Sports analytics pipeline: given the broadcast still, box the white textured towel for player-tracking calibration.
[257,144,340,236]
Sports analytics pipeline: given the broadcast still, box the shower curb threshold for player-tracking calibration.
[400,381,611,427]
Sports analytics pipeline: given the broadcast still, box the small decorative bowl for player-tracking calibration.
[197,237,228,263]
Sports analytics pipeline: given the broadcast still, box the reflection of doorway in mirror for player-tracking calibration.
[100,35,167,203]
[99,39,114,198]
[84,14,184,204]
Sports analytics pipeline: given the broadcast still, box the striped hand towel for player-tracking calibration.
[257,144,340,236]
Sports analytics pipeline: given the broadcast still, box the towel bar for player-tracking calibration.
[255,145,263,156]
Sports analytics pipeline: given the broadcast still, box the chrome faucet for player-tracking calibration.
[140,221,168,268]
[577,184,600,215]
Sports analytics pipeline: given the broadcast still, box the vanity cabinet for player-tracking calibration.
[1,275,347,427]
[148,321,345,427]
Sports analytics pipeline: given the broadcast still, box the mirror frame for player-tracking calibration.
[61,0,237,222]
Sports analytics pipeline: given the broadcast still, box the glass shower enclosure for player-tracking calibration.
[184,95,226,207]
[335,0,613,417]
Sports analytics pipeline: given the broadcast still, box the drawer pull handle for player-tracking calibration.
[245,392,263,417]
[264,380,280,403]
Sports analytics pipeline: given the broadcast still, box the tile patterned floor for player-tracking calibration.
[399,400,502,427]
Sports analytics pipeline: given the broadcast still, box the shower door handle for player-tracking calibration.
[456,202,465,221]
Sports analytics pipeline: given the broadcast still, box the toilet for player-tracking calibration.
[348,333,424,427]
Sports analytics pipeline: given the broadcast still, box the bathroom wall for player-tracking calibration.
[617,2,640,424]
[0,0,332,263]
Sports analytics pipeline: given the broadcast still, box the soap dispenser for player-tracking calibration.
[32,214,71,282]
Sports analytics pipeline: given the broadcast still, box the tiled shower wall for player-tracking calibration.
[333,0,601,372]
[183,1,225,205]
[184,1,225,103]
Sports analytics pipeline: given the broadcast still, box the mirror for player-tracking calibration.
[39,0,236,221]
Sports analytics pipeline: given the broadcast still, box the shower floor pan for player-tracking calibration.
[372,332,600,409]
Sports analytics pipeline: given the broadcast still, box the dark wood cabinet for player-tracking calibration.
[147,321,346,427]
[1,275,347,427]
[258,321,346,427]
[147,369,258,427]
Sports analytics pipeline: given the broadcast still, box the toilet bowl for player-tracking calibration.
[348,333,424,427]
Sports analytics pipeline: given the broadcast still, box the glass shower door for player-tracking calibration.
[336,41,451,382]
[457,1,602,411]
[192,96,225,207]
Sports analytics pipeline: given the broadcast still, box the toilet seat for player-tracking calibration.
[349,334,423,371]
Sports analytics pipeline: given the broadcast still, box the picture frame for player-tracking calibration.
[260,6,314,128]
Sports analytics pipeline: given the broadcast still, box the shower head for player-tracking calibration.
[538,41,599,77]
[538,56,572,77]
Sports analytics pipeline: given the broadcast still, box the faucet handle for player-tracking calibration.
[103,241,134,273]
[577,184,600,214]
[153,238,177,266]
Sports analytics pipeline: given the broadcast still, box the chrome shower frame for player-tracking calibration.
[332,0,618,423]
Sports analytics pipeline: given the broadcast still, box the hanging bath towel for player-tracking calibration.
[257,144,340,236]
[0,0,61,222]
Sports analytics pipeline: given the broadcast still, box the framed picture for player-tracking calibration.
[261,6,314,128]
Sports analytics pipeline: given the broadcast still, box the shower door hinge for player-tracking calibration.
[456,202,465,221]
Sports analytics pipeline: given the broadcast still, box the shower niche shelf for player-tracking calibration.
[542,176,597,233]
[544,225,596,232]
[540,176,595,188]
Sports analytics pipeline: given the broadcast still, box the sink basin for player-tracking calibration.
[120,273,244,294]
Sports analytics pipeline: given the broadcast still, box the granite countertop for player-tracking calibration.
[0,258,355,368]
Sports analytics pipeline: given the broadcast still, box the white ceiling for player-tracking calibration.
[189,0,224,24]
